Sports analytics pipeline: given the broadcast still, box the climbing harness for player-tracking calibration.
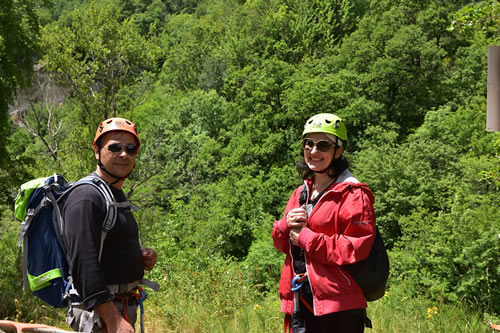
[292,273,314,314]
[135,286,148,333]
[109,286,148,333]
[284,314,292,333]
[284,273,313,333]
[291,274,305,314]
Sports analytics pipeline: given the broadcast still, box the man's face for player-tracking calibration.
[94,131,138,179]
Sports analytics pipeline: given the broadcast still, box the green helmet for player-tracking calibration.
[302,113,348,142]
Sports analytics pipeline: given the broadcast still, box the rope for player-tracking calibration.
[283,273,312,333]
[133,286,148,333]
[291,273,308,314]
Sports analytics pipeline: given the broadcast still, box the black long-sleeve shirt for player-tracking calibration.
[62,174,143,310]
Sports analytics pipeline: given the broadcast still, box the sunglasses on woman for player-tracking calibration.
[302,138,335,152]
[106,143,139,156]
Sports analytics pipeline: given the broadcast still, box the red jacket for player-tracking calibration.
[272,172,376,316]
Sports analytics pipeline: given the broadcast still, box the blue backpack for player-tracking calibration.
[15,174,123,308]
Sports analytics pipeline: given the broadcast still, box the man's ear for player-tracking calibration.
[93,145,100,160]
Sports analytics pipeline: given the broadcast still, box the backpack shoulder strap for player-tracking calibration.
[73,176,117,230]
[69,176,138,261]
[69,176,118,261]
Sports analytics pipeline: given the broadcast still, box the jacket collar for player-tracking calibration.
[303,169,375,202]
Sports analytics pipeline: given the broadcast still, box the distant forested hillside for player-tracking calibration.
[1,0,499,328]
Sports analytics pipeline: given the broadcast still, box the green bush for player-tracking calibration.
[242,220,284,294]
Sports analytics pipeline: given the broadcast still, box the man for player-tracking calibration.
[63,118,157,333]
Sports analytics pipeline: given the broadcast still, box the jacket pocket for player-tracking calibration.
[307,264,354,300]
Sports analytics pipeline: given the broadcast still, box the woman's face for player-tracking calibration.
[303,133,342,172]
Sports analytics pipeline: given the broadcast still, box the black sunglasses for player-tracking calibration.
[106,143,138,156]
[302,138,335,152]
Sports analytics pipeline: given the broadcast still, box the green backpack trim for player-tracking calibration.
[15,177,49,221]
[28,268,63,292]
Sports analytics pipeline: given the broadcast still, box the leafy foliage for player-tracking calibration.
[1,0,499,325]
[41,0,161,122]
[449,0,500,38]
[0,0,45,204]
[0,0,42,142]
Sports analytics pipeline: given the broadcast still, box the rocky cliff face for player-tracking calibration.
[8,64,68,119]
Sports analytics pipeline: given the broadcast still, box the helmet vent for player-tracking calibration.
[93,117,140,148]
[302,113,347,141]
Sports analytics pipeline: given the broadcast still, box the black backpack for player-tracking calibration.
[299,184,389,301]
[342,226,389,301]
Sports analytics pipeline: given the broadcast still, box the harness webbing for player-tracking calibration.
[284,272,312,333]
[284,314,292,333]
[291,273,308,314]
[111,286,148,333]
[135,286,148,333]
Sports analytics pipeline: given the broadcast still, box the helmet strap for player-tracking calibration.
[97,152,133,185]
[312,146,338,175]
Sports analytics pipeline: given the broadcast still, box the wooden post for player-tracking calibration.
[487,46,500,132]
[0,320,80,333]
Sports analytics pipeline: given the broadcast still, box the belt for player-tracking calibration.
[107,280,139,294]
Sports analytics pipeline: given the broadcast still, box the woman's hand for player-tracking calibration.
[286,206,307,228]
[289,225,306,246]
[287,206,307,246]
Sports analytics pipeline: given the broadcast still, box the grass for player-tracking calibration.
[139,289,494,333]
[2,255,497,332]
[134,261,496,333]
[367,285,494,333]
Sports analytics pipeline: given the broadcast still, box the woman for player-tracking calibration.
[272,113,376,333]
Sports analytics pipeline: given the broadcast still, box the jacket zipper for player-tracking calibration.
[301,181,315,315]
[338,266,352,286]
[301,180,349,314]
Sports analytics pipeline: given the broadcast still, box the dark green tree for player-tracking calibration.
[0,0,43,204]
[41,1,161,123]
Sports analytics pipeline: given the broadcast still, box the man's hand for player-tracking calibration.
[141,247,157,271]
[95,301,134,333]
